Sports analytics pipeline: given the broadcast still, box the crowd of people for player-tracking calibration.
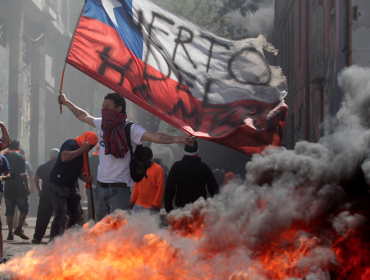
[0,92,240,264]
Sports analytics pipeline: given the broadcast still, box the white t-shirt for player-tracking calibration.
[94,118,146,187]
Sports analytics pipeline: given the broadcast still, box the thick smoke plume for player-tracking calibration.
[1,66,370,279]
[230,0,275,38]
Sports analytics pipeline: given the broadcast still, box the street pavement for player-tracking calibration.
[2,217,49,261]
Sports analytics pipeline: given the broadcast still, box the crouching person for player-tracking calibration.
[48,132,98,241]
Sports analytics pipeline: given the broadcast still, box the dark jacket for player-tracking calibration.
[164,156,219,212]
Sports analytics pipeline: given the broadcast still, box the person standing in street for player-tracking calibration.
[129,147,164,214]
[48,132,98,240]
[19,148,36,221]
[164,141,219,213]
[4,139,30,240]
[31,148,59,244]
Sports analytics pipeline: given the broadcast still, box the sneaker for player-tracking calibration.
[0,258,7,264]
[14,228,29,240]
[31,239,41,244]
[7,233,14,241]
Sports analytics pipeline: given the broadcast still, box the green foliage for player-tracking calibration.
[152,0,261,39]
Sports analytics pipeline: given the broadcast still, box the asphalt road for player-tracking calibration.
[2,217,48,261]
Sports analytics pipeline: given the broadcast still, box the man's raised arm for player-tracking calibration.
[0,122,10,150]
[58,91,95,127]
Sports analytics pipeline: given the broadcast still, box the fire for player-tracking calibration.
[0,213,193,280]
[1,185,370,279]
[0,198,369,279]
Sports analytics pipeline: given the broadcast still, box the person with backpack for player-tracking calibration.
[58,92,196,221]
[129,147,164,214]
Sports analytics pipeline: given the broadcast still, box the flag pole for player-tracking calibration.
[58,3,86,113]
[59,63,67,114]
[86,151,96,223]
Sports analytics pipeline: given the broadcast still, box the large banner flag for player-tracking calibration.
[66,0,288,155]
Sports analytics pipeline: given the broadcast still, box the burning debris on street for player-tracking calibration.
[1,66,370,280]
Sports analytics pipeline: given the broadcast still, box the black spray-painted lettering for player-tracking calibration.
[202,78,214,106]
[173,26,197,69]
[94,11,273,137]
[175,66,197,93]
[98,47,133,86]
[228,47,271,86]
[200,33,230,73]
[142,11,175,82]
[167,99,201,131]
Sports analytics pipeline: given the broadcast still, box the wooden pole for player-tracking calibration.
[59,3,85,114]
[86,151,96,222]
[59,63,67,114]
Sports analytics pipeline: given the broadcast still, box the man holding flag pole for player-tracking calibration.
[58,92,196,222]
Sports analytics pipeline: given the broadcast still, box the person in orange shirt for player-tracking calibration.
[129,147,164,214]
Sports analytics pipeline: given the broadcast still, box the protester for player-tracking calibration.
[31,148,59,244]
[48,132,98,240]
[4,139,30,240]
[58,91,196,221]
[19,148,36,220]
[164,141,219,213]
[129,147,164,214]
[0,150,10,263]
[0,122,10,151]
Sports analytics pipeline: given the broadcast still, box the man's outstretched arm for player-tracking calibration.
[58,91,95,127]
[142,132,196,146]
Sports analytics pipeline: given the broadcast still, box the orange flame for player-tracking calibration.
[1,208,369,279]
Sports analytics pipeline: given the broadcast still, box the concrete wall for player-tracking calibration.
[351,0,370,66]
[0,0,108,169]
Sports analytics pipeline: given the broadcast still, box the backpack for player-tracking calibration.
[124,122,148,182]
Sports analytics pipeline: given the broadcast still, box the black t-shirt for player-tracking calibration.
[49,140,83,187]
[35,160,56,194]
[4,152,27,199]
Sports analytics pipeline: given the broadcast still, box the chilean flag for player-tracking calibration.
[66,0,288,156]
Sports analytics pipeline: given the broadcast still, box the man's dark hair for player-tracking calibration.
[142,147,153,159]
[104,93,126,113]
[9,139,20,150]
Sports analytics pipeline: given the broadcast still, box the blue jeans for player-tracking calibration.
[49,183,81,239]
[94,185,131,222]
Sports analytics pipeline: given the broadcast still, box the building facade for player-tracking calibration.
[0,0,106,169]
[273,0,370,148]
